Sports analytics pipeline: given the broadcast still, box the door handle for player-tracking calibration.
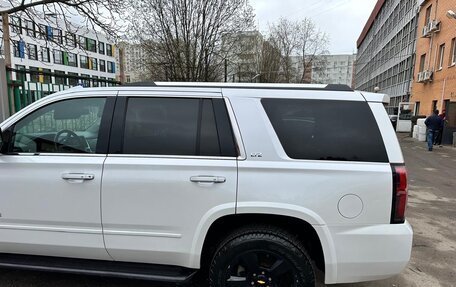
[62,173,95,181]
[190,176,226,183]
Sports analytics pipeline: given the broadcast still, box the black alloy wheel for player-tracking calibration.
[209,226,315,287]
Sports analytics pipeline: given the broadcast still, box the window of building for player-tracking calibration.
[87,38,97,52]
[100,76,107,87]
[79,36,87,50]
[68,72,79,86]
[98,42,105,54]
[415,102,421,115]
[81,74,91,87]
[99,59,106,72]
[29,67,40,82]
[92,76,99,87]
[91,58,98,71]
[261,99,388,162]
[24,20,35,37]
[54,50,63,64]
[15,65,26,82]
[42,68,52,84]
[80,55,89,69]
[419,54,426,72]
[54,29,63,44]
[28,44,38,60]
[432,100,438,112]
[425,5,432,26]
[450,38,456,66]
[13,40,25,58]
[107,61,115,73]
[106,44,113,56]
[55,70,67,85]
[123,98,234,156]
[41,47,50,62]
[438,44,445,70]
[66,32,77,47]
[68,53,78,67]
[36,24,47,40]
[10,16,22,34]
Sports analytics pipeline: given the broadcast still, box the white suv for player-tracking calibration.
[0,83,412,286]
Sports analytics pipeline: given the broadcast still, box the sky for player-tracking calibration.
[250,0,378,55]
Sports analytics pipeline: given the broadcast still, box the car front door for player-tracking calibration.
[0,94,115,260]
[101,93,238,266]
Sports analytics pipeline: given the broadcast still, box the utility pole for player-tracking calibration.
[119,44,126,85]
[2,13,12,67]
[1,12,12,119]
[224,58,227,82]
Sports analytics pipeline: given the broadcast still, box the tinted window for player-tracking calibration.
[11,98,106,154]
[123,98,232,156]
[262,99,388,162]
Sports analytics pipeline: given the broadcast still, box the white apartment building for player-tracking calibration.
[311,54,356,86]
[115,42,148,83]
[0,13,117,102]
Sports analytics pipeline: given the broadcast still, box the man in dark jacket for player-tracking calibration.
[425,110,444,151]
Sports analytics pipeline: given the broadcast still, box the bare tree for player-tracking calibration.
[0,0,125,40]
[268,18,329,83]
[129,0,255,82]
[259,39,281,83]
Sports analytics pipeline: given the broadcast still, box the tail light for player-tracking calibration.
[391,164,408,224]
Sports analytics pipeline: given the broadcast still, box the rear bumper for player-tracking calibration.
[321,221,413,284]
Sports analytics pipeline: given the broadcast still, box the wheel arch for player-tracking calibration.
[192,212,336,282]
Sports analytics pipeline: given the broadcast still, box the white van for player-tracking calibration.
[0,83,412,286]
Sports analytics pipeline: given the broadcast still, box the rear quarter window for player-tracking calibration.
[261,98,388,163]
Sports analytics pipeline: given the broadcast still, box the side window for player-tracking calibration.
[11,98,107,154]
[262,99,388,163]
[123,97,236,157]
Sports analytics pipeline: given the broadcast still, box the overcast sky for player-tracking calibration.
[250,0,378,55]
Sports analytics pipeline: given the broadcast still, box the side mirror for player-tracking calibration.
[0,129,12,154]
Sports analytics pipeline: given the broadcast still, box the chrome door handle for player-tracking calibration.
[190,176,226,183]
[62,173,95,181]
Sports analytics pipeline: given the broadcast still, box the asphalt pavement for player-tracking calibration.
[0,134,455,287]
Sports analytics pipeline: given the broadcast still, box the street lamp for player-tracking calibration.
[447,10,456,19]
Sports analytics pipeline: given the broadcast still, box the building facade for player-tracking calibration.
[115,42,148,83]
[311,54,356,86]
[355,0,419,114]
[411,0,456,143]
[0,13,117,102]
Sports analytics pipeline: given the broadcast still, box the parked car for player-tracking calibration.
[0,83,412,287]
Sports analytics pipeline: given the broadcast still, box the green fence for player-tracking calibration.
[6,67,120,114]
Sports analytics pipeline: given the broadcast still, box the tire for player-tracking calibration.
[208,226,315,287]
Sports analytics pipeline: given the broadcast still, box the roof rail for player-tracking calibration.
[123,81,157,86]
[149,82,353,91]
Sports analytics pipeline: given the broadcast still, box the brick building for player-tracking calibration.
[411,0,456,144]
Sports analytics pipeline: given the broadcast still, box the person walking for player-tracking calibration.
[434,109,446,146]
[425,110,443,151]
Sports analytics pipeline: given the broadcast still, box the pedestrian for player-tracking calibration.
[425,109,443,151]
[434,109,446,146]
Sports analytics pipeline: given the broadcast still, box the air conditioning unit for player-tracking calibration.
[423,70,433,82]
[422,25,430,37]
[417,72,424,82]
[428,20,440,33]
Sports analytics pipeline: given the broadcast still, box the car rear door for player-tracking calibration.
[101,90,238,266]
